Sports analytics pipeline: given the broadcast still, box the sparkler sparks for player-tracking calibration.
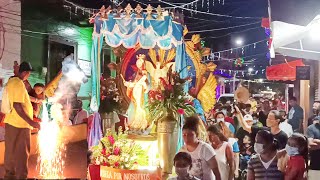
[36,53,88,178]
[37,102,66,179]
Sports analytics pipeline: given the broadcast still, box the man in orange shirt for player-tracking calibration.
[3,62,40,179]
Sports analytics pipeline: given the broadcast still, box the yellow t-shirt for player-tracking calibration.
[4,77,33,129]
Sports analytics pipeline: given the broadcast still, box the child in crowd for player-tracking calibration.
[279,133,308,180]
[252,113,263,127]
[168,152,200,180]
[29,83,45,118]
[279,110,293,137]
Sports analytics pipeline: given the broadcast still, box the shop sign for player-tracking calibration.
[296,66,310,80]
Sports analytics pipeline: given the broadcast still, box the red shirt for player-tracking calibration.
[285,156,306,180]
[225,116,235,126]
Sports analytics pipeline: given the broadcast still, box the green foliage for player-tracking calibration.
[148,71,196,123]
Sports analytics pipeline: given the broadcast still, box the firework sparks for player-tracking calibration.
[36,53,87,178]
[37,102,66,179]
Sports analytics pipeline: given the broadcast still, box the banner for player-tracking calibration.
[89,165,161,180]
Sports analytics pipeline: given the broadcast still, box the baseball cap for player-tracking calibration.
[19,62,33,73]
[243,114,253,121]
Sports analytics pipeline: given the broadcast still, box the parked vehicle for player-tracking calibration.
[217,93,234,104]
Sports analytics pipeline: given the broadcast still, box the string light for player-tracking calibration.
[159,0,260,19]
[210,39,268,54]
[188,21,261,33]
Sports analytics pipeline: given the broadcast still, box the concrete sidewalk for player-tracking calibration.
[0,140,88,179]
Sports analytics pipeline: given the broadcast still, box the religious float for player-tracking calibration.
[87,4,218,180]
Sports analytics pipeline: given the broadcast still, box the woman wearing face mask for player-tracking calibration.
[180,116,221,180]
[169,152,200,180]
[207,125,235,180]
[215,112,235,134]
[247,130,284,180]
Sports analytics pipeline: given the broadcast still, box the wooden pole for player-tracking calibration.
[300,80,310,134]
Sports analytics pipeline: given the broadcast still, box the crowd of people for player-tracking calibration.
[169,96,320,180]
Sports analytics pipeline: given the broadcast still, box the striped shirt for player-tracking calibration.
[248,154,284,180]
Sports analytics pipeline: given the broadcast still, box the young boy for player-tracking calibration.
[168,152,200,180]
[29,83,45,118]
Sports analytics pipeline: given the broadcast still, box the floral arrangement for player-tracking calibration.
[90,127,148,169]
[148,70,196,123]
[99,77,122,114]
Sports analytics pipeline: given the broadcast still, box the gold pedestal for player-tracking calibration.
[157,120,177,174]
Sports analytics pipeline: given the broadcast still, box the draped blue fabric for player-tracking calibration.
[186,55,196,89]
[176,115,184,153]
[175,43,188,152]
[90,35,103,112]
[95,14,184,49]
[88,112,103,148]
[193,99,206,123]
[175,43,188,92]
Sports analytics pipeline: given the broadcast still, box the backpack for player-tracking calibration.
[1,83,12,114]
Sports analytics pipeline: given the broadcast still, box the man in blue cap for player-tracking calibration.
[307,116,320,180]
[3,61,41,179]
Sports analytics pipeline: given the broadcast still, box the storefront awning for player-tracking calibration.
[266,60,305,81]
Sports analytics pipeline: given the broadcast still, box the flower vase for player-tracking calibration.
[157,118,178,176]
[100,112,114,135]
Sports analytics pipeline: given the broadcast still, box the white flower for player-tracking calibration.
[132,155,137,160]
[120,157,124,161]
[95,158,100,165]
[99,156,104,162]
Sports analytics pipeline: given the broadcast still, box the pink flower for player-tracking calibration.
[108,135,115,145]
[155,94,164,101]
[114,162,120,167]
[166,84,173,92]
[102,162,109,166]
[113,147,120,155]
[177,108,185,115]
[101,148,107,156]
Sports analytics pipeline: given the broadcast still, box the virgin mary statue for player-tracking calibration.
[122,54,150,132]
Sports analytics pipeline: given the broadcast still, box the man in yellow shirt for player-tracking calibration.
[4,62,40,179]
